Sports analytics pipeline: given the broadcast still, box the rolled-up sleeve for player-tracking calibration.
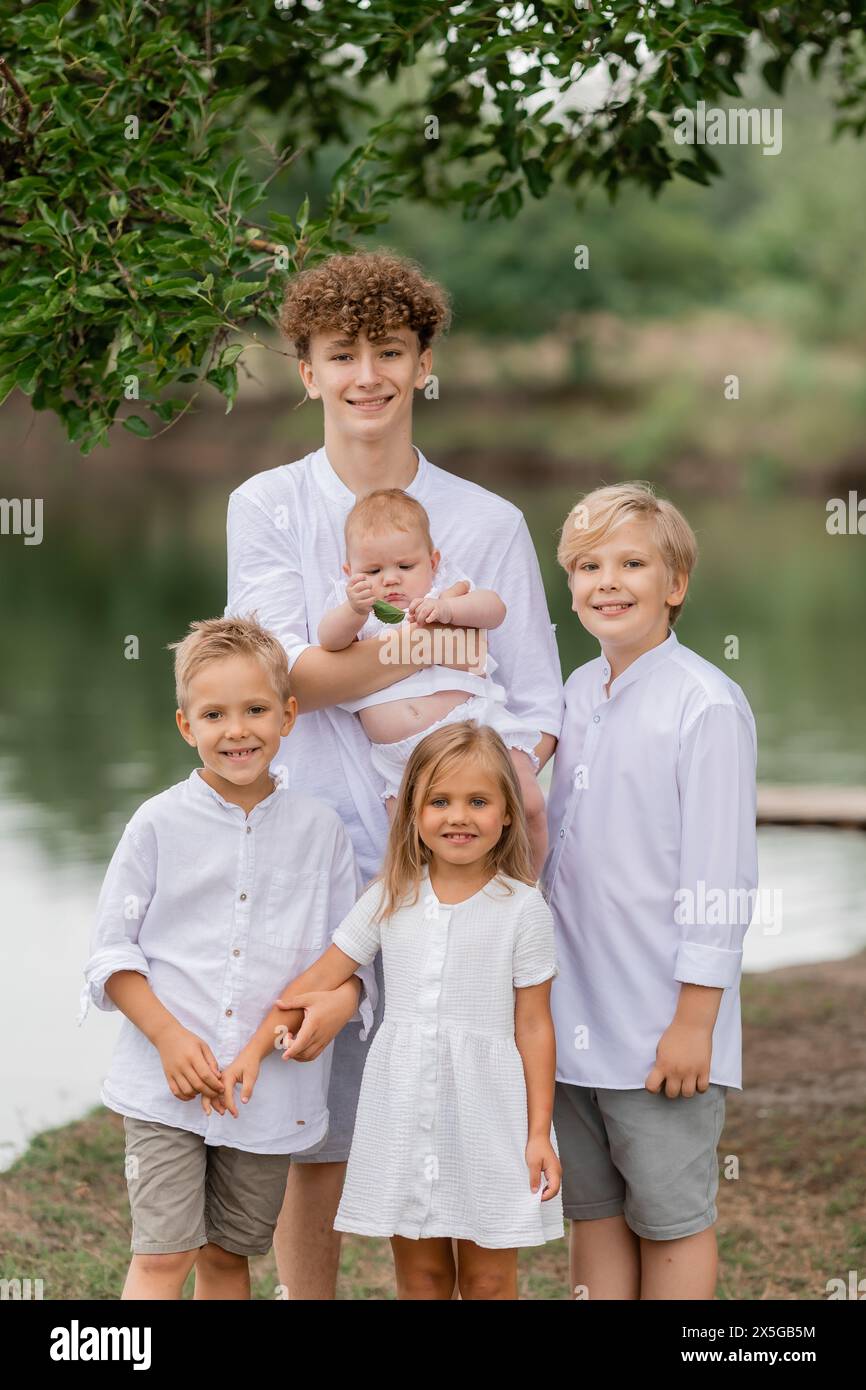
[327,828,378,1040]
[487,515,563,739]
[226,489,312,673]
[674,700,758,988]
[78,823,154,1024]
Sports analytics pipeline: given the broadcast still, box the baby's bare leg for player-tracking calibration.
[639,1225,718,1300]
[509,749,548,879]
[569,1215,641,1300]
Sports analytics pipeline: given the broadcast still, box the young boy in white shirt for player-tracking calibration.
[542,482,758,1301]
[79,616,372,1300]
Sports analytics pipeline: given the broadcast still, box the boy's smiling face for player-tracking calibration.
[345,526,440,608]
[568,517,688,667]
[298,326,432,440]
[176,654,296,808]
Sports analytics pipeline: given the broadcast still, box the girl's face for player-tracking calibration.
[417,756,512,869]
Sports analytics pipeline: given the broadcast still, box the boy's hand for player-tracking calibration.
[202,1045,262,1119]
[155,1022,224,1102]
[645,1021,713,1098]
[346,574,375,616]
[274,987,360,1062]
[408,595,452,625]
[525,1136,561,1200]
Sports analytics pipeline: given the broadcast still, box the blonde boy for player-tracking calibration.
[79,617,371,1299]
[542,483,758,1300]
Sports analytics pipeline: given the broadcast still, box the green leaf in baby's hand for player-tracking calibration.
[372,598,406,624]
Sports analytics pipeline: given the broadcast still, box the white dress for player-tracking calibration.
[332,864,565,1248]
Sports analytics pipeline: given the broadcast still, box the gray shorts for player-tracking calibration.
[553,1081,727,1241]
[123,1118,292,1257]
[292,950,385,1164]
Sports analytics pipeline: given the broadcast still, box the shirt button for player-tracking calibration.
[246,826,252,834]
[239,892,247,901]
[225,1008,233,1017]
[593,714,600,723]
[559,829,565,838]
[232,948,240,957]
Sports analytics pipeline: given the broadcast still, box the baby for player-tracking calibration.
[317,487,548,875]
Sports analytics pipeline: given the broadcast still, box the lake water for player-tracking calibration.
[1,468,864,1171]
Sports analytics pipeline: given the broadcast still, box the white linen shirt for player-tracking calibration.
[226,445,564,881]
[542,630,758,1091]
[79,769,374,1154]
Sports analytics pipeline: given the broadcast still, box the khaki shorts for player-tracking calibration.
[553,1081,727,1241]
[123,1117,292,1258]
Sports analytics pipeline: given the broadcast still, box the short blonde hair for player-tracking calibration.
[345,488,434,559]
[556,482,697,627]
[167,615,292,712]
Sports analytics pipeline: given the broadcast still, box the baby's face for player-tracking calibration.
[345,527,438,608]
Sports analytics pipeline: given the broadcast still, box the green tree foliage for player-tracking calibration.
[1,0,865,450]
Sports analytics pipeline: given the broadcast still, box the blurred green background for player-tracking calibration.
[1,61,865,1166]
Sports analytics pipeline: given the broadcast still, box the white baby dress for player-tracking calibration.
[331,864,565,1248]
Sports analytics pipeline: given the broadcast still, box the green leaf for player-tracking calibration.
[223,280,266,304]
[123,415,152,437]
[219,343,245,367]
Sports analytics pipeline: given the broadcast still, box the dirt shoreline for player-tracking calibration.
[2,951,863,1300]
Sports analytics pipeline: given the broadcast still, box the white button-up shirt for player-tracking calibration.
[226,446,564,881]
[542,631,758,1090]
[79,769,374,1154]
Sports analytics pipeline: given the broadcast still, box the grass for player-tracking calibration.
[2,952,864,1300]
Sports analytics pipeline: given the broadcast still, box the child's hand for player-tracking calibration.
[645,1021,713,1098]
[201,1091,227,1118]
[274,988,357,1062]
[210,1046,262,1119]
[156,1023,224,1102]
[407,595,451,625]
[345,574,375,616]
[525,1136,561,1201]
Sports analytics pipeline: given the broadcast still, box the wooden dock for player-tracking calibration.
[757,784,866,830]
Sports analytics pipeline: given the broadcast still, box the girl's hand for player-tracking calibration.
[645,1021,712,1098]
[274,987,359,1062]
[346,574,375,616]
[208,1046,261,1119]
[407,595,451,625]
[525,1136,561,1201]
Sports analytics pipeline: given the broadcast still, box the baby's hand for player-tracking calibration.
[408,595,451,625]
[525,1136,561,1201]
[345,574,375,617]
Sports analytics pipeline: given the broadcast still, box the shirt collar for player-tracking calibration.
[598,629,679,701]
[188,767,281,821]
[310,443,430,506]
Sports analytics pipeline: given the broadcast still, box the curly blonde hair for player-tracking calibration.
[279,250,451,361]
